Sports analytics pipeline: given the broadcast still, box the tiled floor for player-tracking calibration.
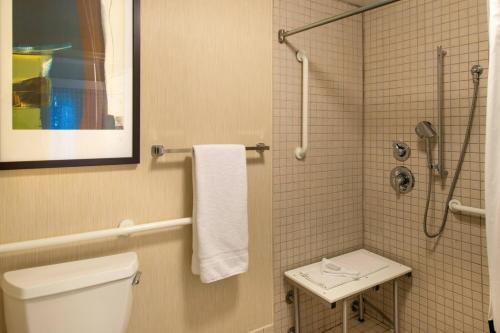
[325,314,391,333]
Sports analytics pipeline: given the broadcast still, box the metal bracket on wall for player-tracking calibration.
[286,289,300,333]
[286,290,296,333]
[286,290,294,304]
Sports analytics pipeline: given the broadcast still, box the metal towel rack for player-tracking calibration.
[151,143,270,157]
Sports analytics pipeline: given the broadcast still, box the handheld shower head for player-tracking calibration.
[415,121,437,139]
[415,121,436,170]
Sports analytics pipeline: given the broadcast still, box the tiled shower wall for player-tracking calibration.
[273,0,364,332]
[274,0,490,332]
[363,0,489,332]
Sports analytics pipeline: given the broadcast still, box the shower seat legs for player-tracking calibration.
[289,278,400,333]
[393,279,399,333]
[293,287,300,333]
[342,299,348,333]
[358,294,365,322]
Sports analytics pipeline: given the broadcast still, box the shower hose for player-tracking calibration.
[423,69,482,238]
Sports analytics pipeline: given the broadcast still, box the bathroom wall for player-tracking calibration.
[0,1,273,332]
[363,0,489,332]
[273,0,364,332]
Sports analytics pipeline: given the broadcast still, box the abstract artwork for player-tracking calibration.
[0,0,140,169]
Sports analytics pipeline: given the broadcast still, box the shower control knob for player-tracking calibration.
[392,141,410,161]
[390,166,415,194]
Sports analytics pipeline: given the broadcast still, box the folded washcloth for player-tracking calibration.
[191,145,249,283]
[299,251,390,290]
[321,258,360,278]
[299,268,353,290]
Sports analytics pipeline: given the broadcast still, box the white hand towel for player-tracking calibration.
[191,145,249,283]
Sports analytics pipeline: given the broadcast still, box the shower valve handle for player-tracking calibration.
[394,143,406,157]
[394,174,409,193]
[390,166,415,194]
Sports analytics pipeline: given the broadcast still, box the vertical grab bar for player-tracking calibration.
[437,46,448,179]
[295,51,309,160]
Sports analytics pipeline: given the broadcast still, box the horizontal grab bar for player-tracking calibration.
[0,218,192,255]
[1,201,481,255]
[449,199,485,217]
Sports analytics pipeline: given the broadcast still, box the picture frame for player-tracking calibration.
[0,0,140,170]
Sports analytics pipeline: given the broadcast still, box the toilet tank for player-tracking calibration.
[1,252,139,333]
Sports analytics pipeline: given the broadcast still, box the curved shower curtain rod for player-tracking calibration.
[278,0,401,43]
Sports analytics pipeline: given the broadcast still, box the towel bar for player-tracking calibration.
[151,143,270,157]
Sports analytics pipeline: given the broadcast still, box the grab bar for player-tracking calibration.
[0,218,192,255]
[449,199,485,217]
[295,51,309,160]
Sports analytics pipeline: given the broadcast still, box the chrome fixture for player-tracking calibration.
[278,0,401,43]
[419,64,483,238]
[132,271,142,286]
[390,166,414,194]
[415,121,437,170]
[151,143,270,157]
[436,46,448,179]
[415,121,436,140]
[392,142,410,162]
[471,64,484,82]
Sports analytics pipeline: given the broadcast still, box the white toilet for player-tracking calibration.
[1,252,139,333]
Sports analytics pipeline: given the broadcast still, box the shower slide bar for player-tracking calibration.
[436,46,448,179]
[0,218,192,255]
[449,199,485,217]
[278,0,401,43]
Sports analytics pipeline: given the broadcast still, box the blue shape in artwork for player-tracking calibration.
[49,87,82,129]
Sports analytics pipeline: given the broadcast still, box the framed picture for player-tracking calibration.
[0,0,140,170]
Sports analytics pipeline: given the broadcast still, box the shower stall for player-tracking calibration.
[273,0,489,332]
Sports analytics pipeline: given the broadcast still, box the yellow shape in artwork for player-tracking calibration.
[12,54,52,129]
[13,54,53,83]
[13,107,42,129]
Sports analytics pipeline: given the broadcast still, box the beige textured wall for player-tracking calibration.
[363,0,489,332]
[0,1,273,332]
[273,0,364,332]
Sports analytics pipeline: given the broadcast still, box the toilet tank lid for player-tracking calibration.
[2,252,138,300]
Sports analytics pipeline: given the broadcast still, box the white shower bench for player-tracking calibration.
[284,249,411,333]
